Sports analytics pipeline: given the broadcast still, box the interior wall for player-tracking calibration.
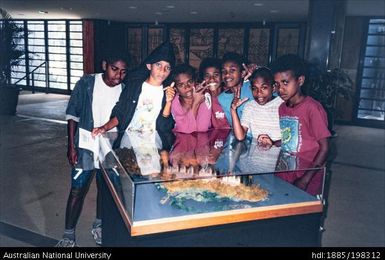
[92,20,128,73]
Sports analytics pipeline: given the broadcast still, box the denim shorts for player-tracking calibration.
[71,168,102,189]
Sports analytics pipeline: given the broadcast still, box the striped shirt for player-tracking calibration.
[240,96,283,141]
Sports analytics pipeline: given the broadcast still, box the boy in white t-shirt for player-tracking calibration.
[57,52,129,247]
[231,67,283,146]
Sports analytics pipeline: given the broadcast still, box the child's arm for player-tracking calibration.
[67,119,78,166]
[231,106,248,141]
[231,87,249,141]
[294,137,329,190]
[162,82,175,118]
[313,137,329,168]
[91,117,119,137]
[257,134,282,148]
[191,86,205,118]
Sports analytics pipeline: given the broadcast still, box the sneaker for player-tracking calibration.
[55,238,76,247]
[91,225,102,245]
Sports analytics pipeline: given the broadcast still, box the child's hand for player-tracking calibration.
[164,82,176,103]
[231,85,248,110]
[242,63,258,81]
[67,146,78,166]
[91,127,106,137]
[193,82,206,105]
[195,80,207,92]
[257,134,273,148]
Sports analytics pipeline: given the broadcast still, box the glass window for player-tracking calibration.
[248,28,270,66]
[70,54,83,62]
[127,27,142,67]
[218,28,244,58]
[169,28,186,65]
[356,19,385,122]
[277,28,299,58]
[148,28,163,55]
[11,20,83,92]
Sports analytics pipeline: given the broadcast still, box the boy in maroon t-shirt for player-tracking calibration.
[270,54,330,195]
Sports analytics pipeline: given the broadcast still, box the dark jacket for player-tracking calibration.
[111,78,175,148]
[65,74,126,170]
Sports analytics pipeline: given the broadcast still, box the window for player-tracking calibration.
[356,18,385,122]
[10,20,83,93]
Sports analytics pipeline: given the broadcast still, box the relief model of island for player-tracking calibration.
[156,176,269,211]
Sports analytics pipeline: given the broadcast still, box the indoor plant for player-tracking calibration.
[304,64,354,133]
[0,8,25,115]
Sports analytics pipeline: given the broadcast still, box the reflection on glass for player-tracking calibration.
[100,131,325,221]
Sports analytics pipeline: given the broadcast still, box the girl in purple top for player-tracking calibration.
[171,64,212,134]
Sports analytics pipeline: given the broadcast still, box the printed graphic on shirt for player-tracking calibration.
[127,84,163,134]
[280,116,300,153]
[215,111,225,119]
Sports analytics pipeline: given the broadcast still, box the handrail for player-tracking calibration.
[14,61,46,85]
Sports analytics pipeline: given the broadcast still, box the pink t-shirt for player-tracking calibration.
[279,96,331,160]
[171,94,212,134]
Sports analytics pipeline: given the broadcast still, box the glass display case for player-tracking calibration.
[99,130,325,246]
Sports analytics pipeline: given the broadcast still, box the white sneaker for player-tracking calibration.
[55,238,76,247]
[91,225,102,245]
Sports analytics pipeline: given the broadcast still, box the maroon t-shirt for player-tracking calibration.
[211,96,230,129]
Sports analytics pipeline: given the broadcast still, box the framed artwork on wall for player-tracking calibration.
[248,28,270,66]
[127,27,142,67]
[148,28,164,55]
[189,28,214,68]
[218,28,244,58]
[276,28,299,58]
[169,28,186,65]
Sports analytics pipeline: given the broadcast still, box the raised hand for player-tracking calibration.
[242,63,258,81]
[231,85,248,110]
[164,82,176,103]
[257,134,273,149]
[193,81,206,105]
[195,80,207,92]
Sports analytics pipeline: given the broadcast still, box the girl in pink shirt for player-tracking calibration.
[171,64,212,134]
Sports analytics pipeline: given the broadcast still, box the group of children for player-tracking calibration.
[57,41,330,247]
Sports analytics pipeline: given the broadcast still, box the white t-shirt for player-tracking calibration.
[92,73,122,167]
[92,73,122,131]
[126,81,164,134]
[241,96,283,141]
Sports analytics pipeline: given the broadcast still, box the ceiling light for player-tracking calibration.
[270,10,279,13]
[155,11,163,15]
[129,6,137,9]
[253,3,264,6]
[38,10,48,14]
[190,11,198,15]
[166,5,175,9]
